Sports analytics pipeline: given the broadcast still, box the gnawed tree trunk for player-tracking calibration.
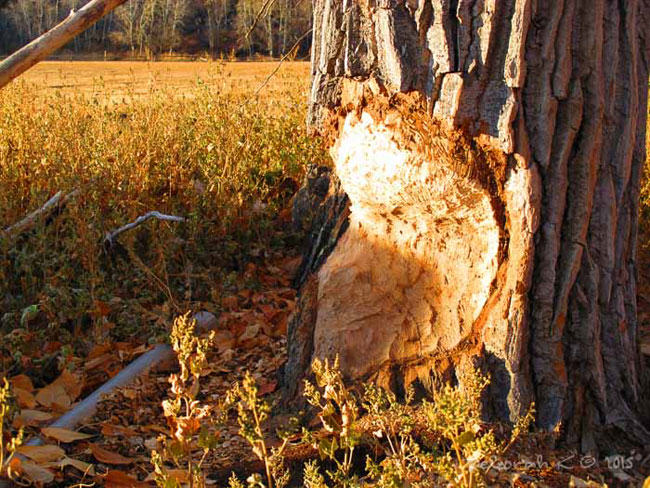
[286,0,650,451]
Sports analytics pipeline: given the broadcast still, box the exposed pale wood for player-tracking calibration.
[0,0,128,89]
[289,0,650,451]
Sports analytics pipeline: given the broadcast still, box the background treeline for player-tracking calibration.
[0,0,312,58]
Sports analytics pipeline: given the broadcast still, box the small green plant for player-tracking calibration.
[420,367,534,488]
[420,368,495,487]
[229,372,291,488]
[300,360,534,488]
[154,348,535,488]
[302,460,328,488]
[303,357,362,488]
[151,313,224,488]
[0,377,23,482]
[363,384,429,487]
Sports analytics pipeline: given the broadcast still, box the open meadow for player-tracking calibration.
[0,61,336,486]
[18,60,311,101]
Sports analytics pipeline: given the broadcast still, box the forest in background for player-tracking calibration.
[0,0,312,58]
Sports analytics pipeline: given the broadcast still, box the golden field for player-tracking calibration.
[0,61,323,358]
[20,60,311,102]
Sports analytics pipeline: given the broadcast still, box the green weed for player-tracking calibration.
[152,313,227,488]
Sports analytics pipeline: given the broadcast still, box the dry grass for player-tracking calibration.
[19,60,311,103]
[0,61,324,366]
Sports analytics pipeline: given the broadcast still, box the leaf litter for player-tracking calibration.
[3,252,302,486]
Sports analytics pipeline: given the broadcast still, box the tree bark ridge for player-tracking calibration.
[289,0,650,450]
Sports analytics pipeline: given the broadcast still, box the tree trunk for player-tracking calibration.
[286,0,650,451]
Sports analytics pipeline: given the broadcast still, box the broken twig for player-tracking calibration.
[1,189,79,242]
[104,211,185,246]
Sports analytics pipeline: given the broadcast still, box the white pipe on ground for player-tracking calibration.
[33,344,173,435]
[0,312,216,486]
[0,345,171,487]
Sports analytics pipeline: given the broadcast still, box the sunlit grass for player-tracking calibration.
[0,62,325,360]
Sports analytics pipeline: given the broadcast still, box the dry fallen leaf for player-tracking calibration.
[17,444,66,463]
[13,387,37,408]
[10,374,34,392]
[258,380,277,396]
[272,311,289,336]
[142,424,168,435]
[279,255,302,278]
[258,304,278,320]
[238,323,261,342]
[221,295,239,310]
[120,388,138,400]
[94,299,111,318]
[52,369,83,401]
[100,422,138,438]
[90,444,133,465]
[19,460,55,484]
[103,469,149,487]
[35,383,71,410]
[213,330,235,351]
[144,437,158,451]
[13,409,53,428]
[84,353,113,371]
[221,348,235,362]
[42,426,93,443]
[88,343,113,359]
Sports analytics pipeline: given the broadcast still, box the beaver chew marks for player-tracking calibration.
[312,110,500,383]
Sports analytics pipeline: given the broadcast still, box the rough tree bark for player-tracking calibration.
[286,0,650,451]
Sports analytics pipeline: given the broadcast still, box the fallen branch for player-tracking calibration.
[104,211,185,246]
[1,189,79,242]
[0,0,129,89]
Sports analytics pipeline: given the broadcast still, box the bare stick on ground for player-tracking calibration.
[1,189,79,242]
[104,211,185,246]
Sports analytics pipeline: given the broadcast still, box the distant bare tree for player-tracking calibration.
[202,0,229,56]
[0,0,310,57]
[234,0,309,57]
[112,0,139,52]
